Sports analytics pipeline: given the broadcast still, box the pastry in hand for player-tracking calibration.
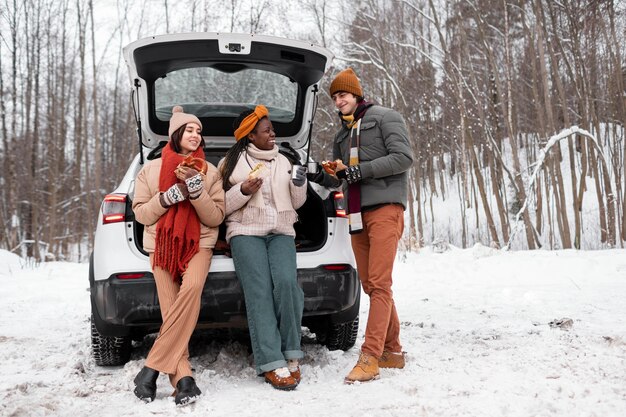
[248,162,269,179]
[321,160,340,175]
[179,155,208,174]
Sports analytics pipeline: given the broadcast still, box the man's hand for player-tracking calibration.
[337,165,362,184]
[334,160,348,172]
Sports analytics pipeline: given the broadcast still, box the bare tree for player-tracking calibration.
[1,0,624,260]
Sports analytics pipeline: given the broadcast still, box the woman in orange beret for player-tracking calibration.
[219,105,307,390]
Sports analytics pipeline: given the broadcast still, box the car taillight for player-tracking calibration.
[102,194,127,224]
[116,273,145,280]
[333,191,347,218]
[323,264,350,271]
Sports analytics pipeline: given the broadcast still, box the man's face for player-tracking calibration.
[332,91,359,115]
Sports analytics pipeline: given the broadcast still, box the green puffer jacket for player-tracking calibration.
[332,105,414,209]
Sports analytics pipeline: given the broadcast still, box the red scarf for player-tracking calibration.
[153,143,205,281]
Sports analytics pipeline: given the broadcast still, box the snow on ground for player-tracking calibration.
[0,247,625,417]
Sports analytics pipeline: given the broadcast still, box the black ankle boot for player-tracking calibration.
[175,377,201,406]
[133,366,159,402]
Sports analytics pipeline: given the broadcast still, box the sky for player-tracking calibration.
[1,246,625,416]
[87,0,334,91]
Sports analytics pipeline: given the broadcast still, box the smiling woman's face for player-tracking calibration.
[179,123,202,155]
[248,117,276,150]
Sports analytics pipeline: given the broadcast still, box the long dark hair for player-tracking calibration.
[169,124,205,153]
[220,109,256,191]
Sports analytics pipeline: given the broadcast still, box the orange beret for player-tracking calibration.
[234,105,269,141]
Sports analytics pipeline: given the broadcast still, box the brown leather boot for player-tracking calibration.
[379,351,406,369]
[287,359,301,384]
[264,367,298,391]
[344,352,380,384]
[289,367,301,384]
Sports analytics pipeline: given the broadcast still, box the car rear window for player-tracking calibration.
[154,67,297,123]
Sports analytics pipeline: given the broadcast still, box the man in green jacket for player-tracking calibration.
[311,68,414,383]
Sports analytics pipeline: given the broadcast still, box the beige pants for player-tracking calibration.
[145,249,212,387]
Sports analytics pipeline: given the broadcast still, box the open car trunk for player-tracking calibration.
[123,33,334,152]
[131,147,330,254]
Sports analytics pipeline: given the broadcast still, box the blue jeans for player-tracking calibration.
[230,234,304,375]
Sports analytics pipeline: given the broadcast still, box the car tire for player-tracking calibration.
[315,316,359,351]
[91,314,132,366]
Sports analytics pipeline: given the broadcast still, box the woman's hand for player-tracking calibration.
[240,177,263,195]
[291,165,307,187]
[175,165,200,182]
[160,183,189,207]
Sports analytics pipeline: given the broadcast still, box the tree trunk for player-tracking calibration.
[467,128,500,246]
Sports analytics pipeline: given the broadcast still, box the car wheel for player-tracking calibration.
[91,315,132,366]
[315,316,359,351]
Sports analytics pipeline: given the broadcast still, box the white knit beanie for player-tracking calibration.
[168,106,203,138]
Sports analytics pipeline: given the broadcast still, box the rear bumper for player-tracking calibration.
[91,265,360,337]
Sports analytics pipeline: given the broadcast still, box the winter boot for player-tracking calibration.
[344,352,380,384]
[378,350,406,369]
[133,366,159,402]
[264,367,298,391]
[287,359,301,384]
[175,377,202,406]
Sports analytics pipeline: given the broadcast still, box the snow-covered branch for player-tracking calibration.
[506,126,610,250]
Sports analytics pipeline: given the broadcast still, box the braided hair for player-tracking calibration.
[220,109,255,191]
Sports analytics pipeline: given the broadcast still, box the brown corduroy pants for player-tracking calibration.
[145,249,212,387]
[350,204,404,358]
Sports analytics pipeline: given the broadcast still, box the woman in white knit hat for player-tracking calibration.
[131,106,225,405]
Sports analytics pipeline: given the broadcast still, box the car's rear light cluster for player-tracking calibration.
[102,194,127,224]
[332,191,347,218]
[323,264,350,271]
[116,273,146,280]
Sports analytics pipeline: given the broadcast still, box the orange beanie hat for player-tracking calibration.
[329,68,363,97]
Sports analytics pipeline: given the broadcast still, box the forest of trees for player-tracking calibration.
[0,0,624,261]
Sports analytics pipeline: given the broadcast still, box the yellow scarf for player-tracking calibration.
[341,113,357,129]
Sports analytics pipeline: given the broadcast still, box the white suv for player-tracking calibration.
[89,33,360,366]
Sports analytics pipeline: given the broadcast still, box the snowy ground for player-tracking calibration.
[0,246,625,417]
